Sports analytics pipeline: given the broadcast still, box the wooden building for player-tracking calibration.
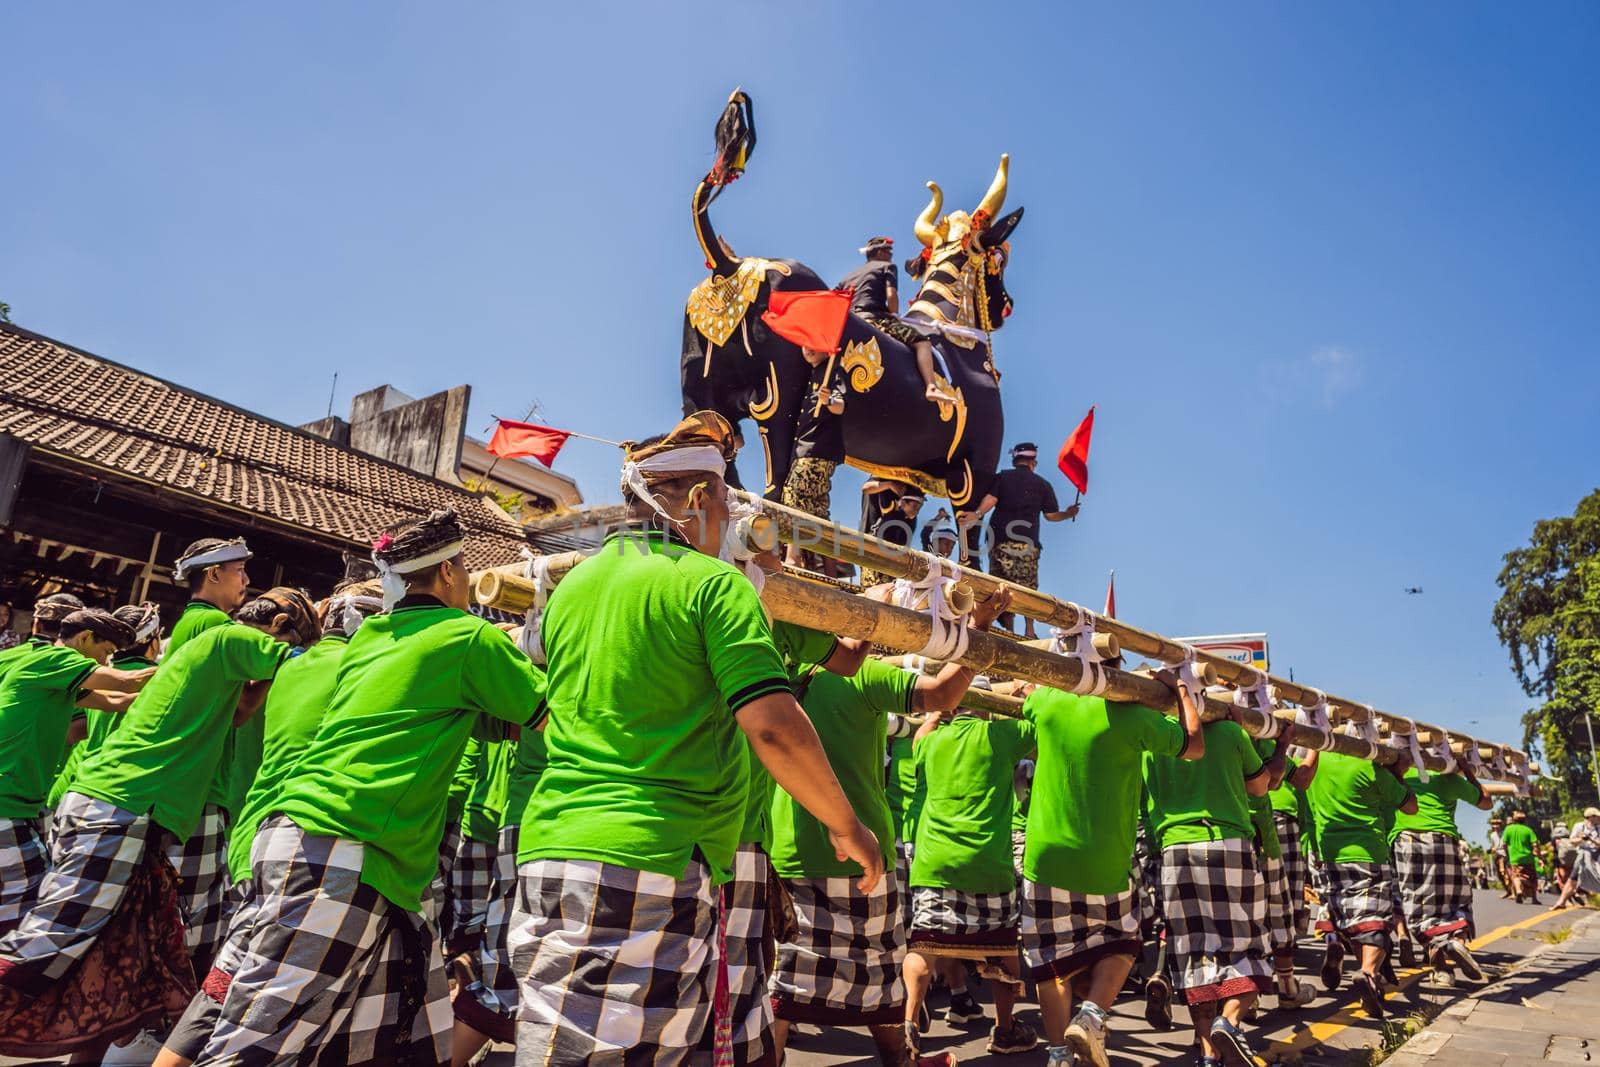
[0,321,583,626]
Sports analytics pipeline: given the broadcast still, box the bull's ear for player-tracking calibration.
[980,206,1024,249]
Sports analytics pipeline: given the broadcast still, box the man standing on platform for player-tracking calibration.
[961,443,1079,639]
[511,413,883,1066]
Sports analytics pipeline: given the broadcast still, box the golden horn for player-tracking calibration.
[975,153,1010,220]
[914,181,943,247]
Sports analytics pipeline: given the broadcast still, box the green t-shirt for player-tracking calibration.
[1144,719,1263,851]
[0,643,97,818]
[1502,821,1538,866]
[1011,762,1031,834]
[72,624,288,839]
[910,714,1037,894]
[167,600,231,655]
[166,601,247,813]
[1390,768,1481,841]
[49,651,160,809]
[769,659,915,879]
[740,622,841,849]
[885,735,924,845]
[502,726,548,831]
[448,735,481,827]
[462,736,513,844]
[1306,751,1413,864]
[1250,739,1294,861]
[520,530,789,887]
[272,600,545,911]
[228,634,348,882]
[1267,749,1303,817]
[1024,689,1186,893]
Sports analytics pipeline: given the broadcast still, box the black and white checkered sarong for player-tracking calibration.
[446,835,496,955]
[1392,830,1474,947]
[165,802,231,971]
[0,818,47,940]
[1160,838,1272,1005]
[771,872,905,1025]
[896,841,915,933]
[432,819,462,947]
[0,793,156,991]
[192,817,451,1065]
[1020,878,1141,981]
[1316,861,1396,948]
[162,880,259,1061]
[1272,813,1309,938]
[722,843,775,1067]
[511,858,716,1065]
[454,824,521,1044]
[908,885,1018,960]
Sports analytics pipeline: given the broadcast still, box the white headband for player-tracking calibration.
[371,539,465,611]
[131,610,161,645]
[620,446,728,526]
[173,540,252,581]
[327,593,384,635]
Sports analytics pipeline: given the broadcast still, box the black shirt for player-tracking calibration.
[862,488,915,547]
[794,380,845,462]
[986,467,1060,549]
[837,260,897,318]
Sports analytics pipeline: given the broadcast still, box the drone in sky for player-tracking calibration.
[1404,586,1424,595]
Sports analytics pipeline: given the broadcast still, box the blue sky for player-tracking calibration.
[5,4,1597,839]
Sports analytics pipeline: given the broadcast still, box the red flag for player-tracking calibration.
[1104,570,1116,619]
[760,289,852,353]
[1057,405,1096,495]
[487,419,571,467]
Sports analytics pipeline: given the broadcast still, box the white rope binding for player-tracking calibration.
[1232,667,1279,739]
[1047,612,1107,697]
[1428,732,1458,777]
[1401,726,1429,784]
[1296,688,1336,750]
[893,552,970,662]
[516,549,554,666]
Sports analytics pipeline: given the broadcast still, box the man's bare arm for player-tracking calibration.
[738,693,883,891]
[81,664,157,693]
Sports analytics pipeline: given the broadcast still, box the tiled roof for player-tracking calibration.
[0,323,533,570]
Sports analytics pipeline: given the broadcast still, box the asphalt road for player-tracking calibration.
[786,890,1578,1067]
[10,889,1576,1066]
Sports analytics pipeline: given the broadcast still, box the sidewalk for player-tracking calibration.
[1385,911,1600,1067]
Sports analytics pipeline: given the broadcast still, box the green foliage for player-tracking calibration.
[1495,490,1600,812]
[0,300,10,323]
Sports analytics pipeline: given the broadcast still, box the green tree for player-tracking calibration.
[0,300,11,323]
[1495,489,1600,811]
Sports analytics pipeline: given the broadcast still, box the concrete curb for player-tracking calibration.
[1384,910,1600,1067]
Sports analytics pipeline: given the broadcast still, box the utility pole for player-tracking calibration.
[1585,711,1600,802]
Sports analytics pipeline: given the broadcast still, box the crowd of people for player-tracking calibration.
[0,410,1530,1067]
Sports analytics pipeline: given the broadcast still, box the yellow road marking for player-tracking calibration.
[1259,906,1568,1061]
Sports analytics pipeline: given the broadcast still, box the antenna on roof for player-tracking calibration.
[325,372,339,420]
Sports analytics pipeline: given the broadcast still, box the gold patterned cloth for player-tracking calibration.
[990,540,1040,590]
[781,458,837,521]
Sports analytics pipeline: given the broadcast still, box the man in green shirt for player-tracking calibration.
[1306,750,1418,1018]
[1390,762,1491,984]
[768,592,1008,1067]
[1018,667,1203,1067]
[193,510,545,1066]
[158,581,384,1067]
[510,414,882,1067]
[1502,809,1541,904]
[902,685,1039,1057]
[1143,712,1274,1067]
[0,608,151,941]
[1255,740,1320,1008]
[0,590,309,1044]
[445,735,510,958]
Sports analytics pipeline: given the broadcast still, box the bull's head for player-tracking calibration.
[906,155,1024,338]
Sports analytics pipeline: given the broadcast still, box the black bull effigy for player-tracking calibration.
[680,93,1021,510]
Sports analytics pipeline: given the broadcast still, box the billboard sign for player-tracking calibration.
[1176,632,1269,673]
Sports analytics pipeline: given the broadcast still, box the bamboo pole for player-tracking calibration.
[733,490,1530,769]
[477,564,1527,785]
